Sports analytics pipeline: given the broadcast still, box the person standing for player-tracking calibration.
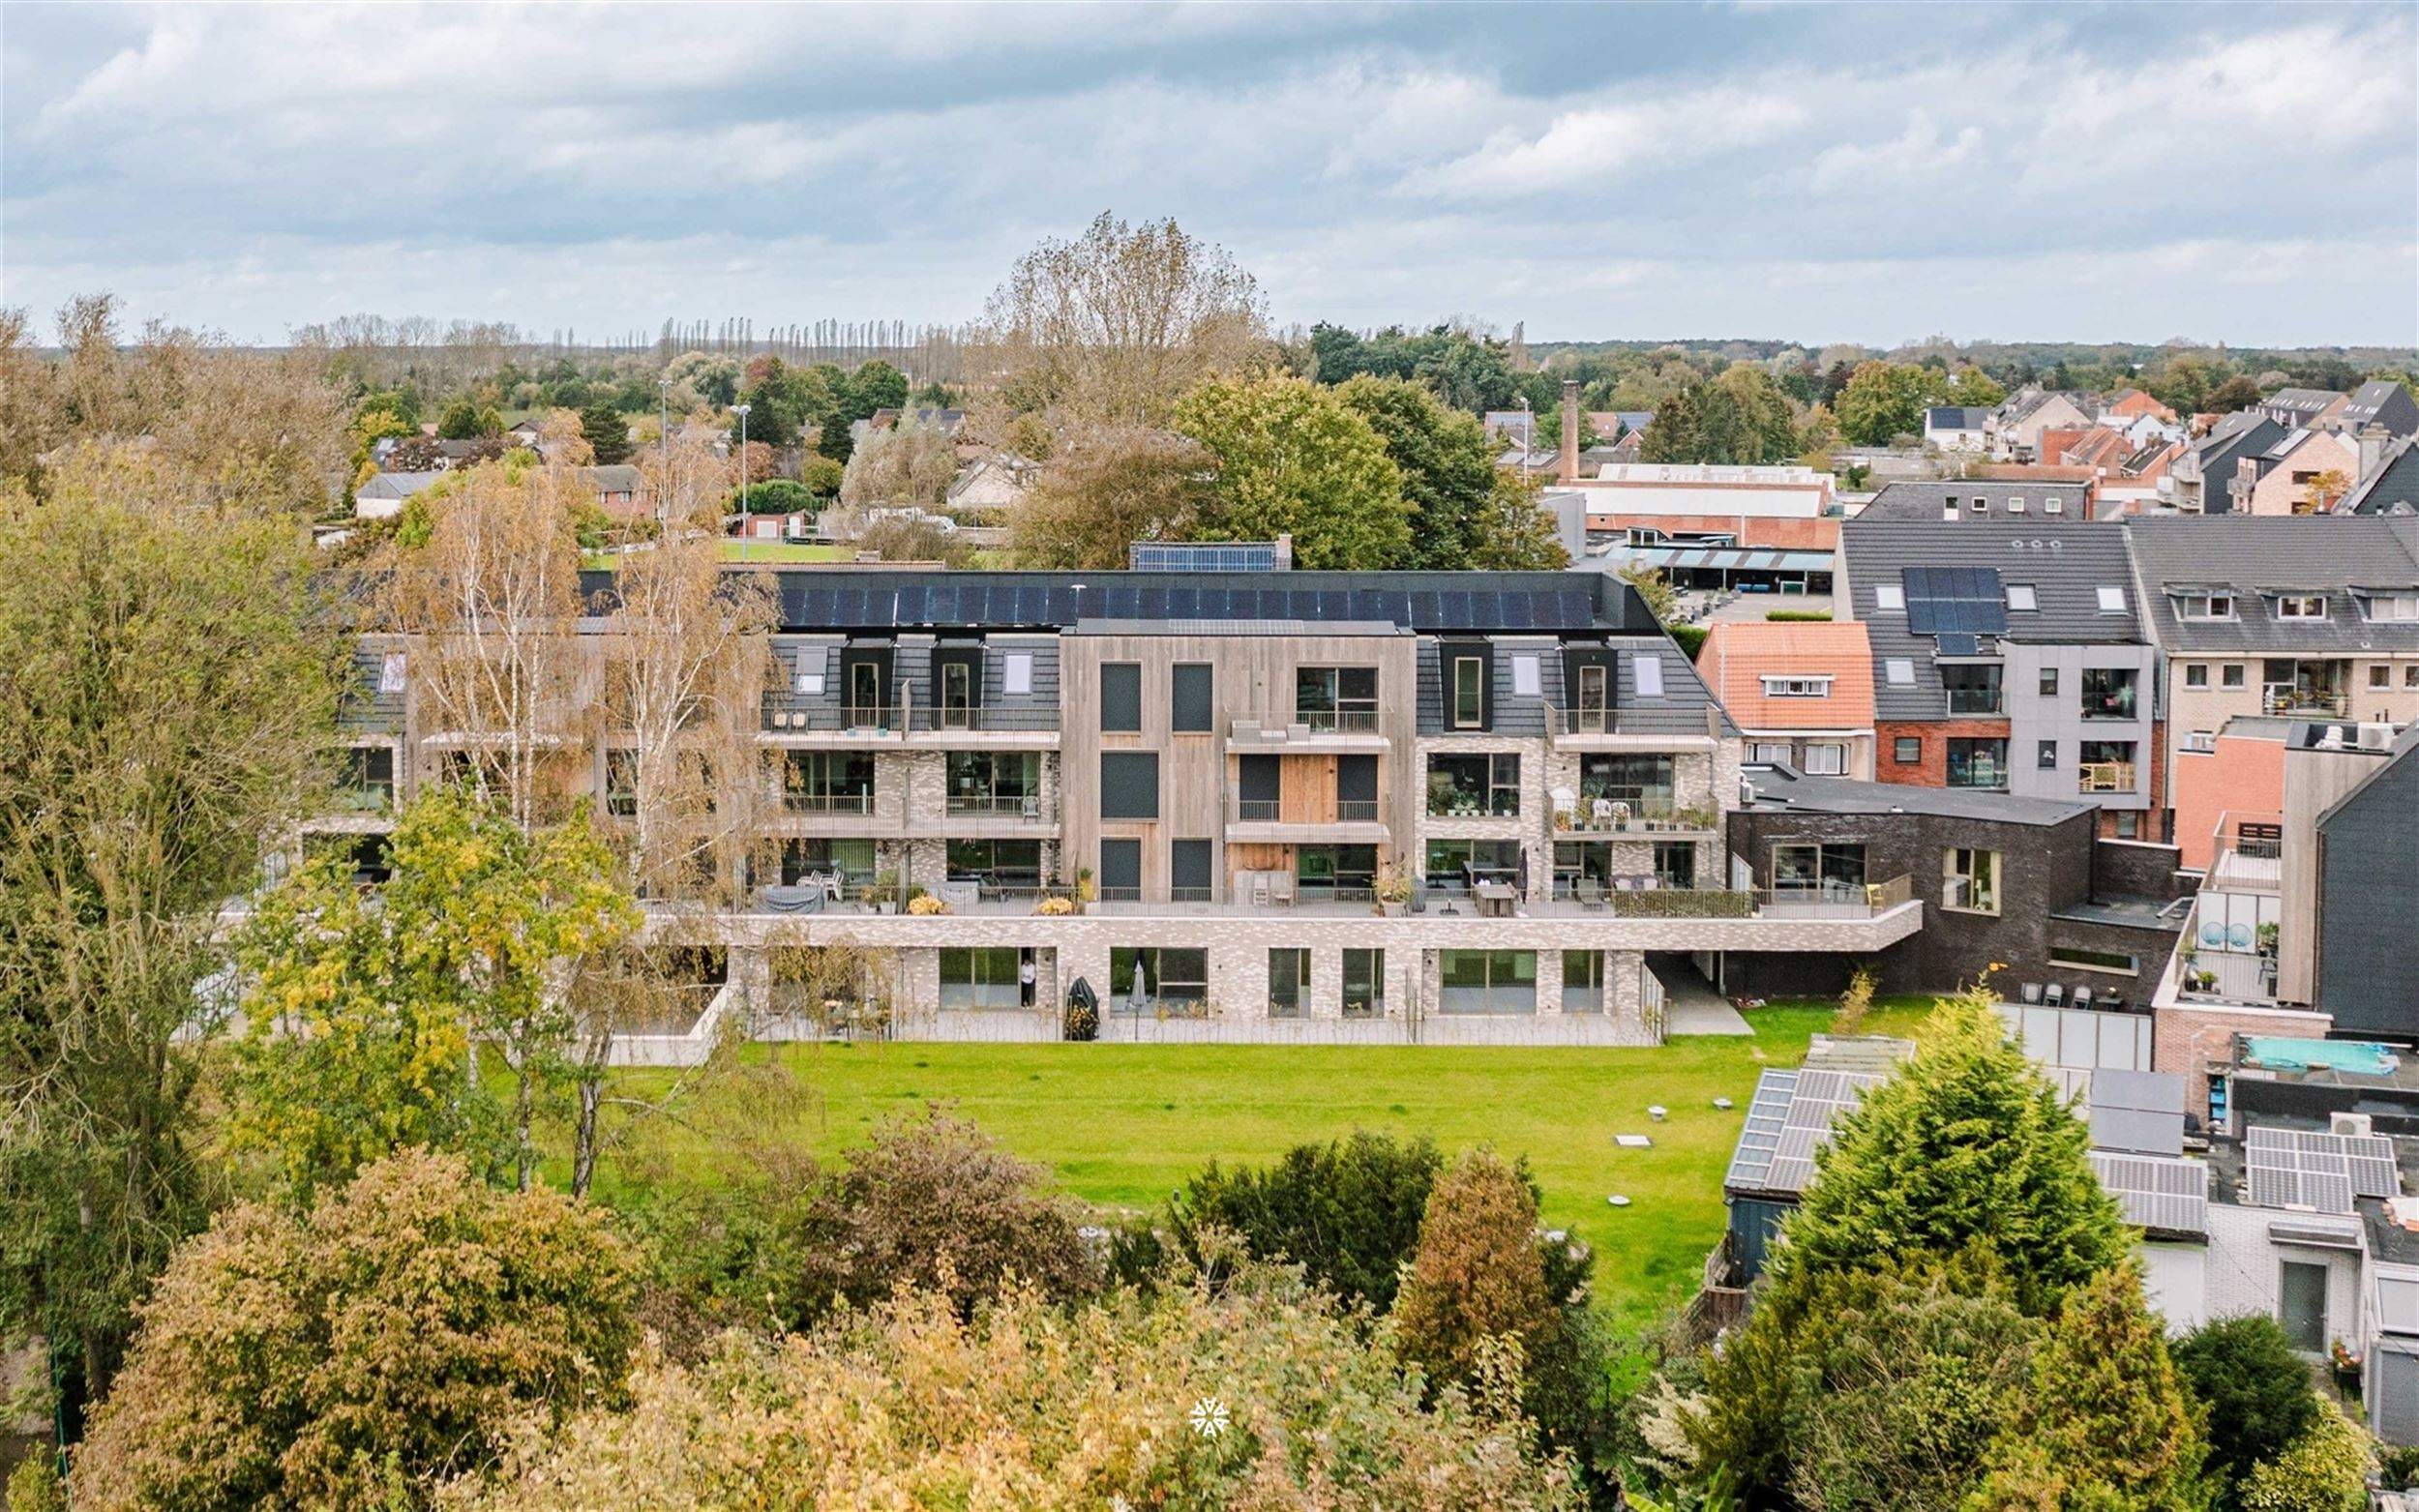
[1019,951,1037,1007]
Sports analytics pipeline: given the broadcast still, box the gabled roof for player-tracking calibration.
[2261,387,2345,417]
[2124,516,2419,654]
[1841,517,2144,721]
[357,469,443,499]
[2103,390,2177,423]
[1698,621,1875,732]
[2337,435,2419,516]
[1857,480,2094,522]
[2341,379,2419,437]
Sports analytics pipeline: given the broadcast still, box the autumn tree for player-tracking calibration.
[232,785,638,1196]
[0,464,342,1410]
[1174,373,1410,568]
[838,413,956,508]
[848,512,980,567]
[983,213,1268,430]
[383,461,589,831]
[1007,426,1216,569]
[70,1150,640,1512]
[1392,1150,1558,1386]
[466,1256,1574,1509]
[2206,373,2265,414]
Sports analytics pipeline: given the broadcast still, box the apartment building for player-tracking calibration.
[321,569,1925,1048]
[2127,517,2419,812]
[1839,516,2164,840]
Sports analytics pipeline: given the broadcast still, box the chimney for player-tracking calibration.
[1559,379,1581,485]
[1272,533,1294,571]
[2357,425,2389,482]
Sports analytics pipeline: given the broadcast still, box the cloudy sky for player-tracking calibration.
[6,3,2415,349]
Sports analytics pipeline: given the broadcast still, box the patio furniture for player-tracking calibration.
[2020,982,2044,1004]
[1474,881,1516,918]
[1576,879,1606,911]
[2072,987,2094,1011]
[2043,984,2066,1007]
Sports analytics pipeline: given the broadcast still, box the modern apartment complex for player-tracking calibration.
[321,569,1924,1047]
[1838,516,2165,839]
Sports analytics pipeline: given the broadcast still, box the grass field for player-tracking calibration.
[591,998,1936,1338]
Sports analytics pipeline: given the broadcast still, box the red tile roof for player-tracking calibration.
[1698,621,1875,732]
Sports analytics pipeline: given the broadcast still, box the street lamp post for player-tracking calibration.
[657,376,672,527]
[732,402,752,564]
[1517,395,1532,487]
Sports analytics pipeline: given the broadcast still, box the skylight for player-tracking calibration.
[1885,658,1916,685]
[1632,654,1665,698]
[1873,583,1905,611]
[2006,584,2038,610]
[2096,586,2127,613]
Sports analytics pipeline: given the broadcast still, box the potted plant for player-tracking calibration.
[907,893,949,915]
[1374,862,1413,917]
[1034,894,1076,916]
[865,869,902,914]
[2256,921,2280,958]
[1075,866,1096,911]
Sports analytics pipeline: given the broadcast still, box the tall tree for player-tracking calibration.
[842,359,910,422]
[983,213,1268,430]
[1007,427,1217,569]
[1333,374,1498,568]
[1468,468,1570,570]
[2170,1315,2321,1490]
[838,415,956,508]
[1173,373,1409,568]
[1391,1150,1559,1387]
[0,460,341,1409]
[1835,361,1947,447]
[1773,988,2130,1314]
[578,401,633,464]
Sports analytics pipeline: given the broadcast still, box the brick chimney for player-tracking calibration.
[1559,379,1581,484]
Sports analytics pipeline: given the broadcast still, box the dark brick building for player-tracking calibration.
[1725,768,2188,1002]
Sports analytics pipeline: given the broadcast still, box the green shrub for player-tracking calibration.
[2172,1314,2323,1488]
[1765,608,1833,622]
[1668,624,1708,660]
[1173,1130,1443,1311]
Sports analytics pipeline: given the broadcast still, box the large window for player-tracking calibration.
[781,750,874,813]
[1427,753,1519,815]
[1562,950,1605,1013]
[939,947,1022,1010]
[1424,838,1521,891]
[1945,846,2001,914]
[1097,838,1141,900]
[1579,753,1674,815]
[1438,950,1537,1015]
[338,746,395,812]
[1803,743,1846,776]
[1109,946,1208,1012]
[1296,667,1378,732]
[1170,838,1213,901]
[1171,663,1213,732]
[1773,842,1866,893]
[2079,667,2139,721]
[946,751,1040,815]
[1296,845,1377,899]
[1572,664,1609,731]
[1941,664,2002,715]
[776,838,876,892]
[1654,841,1697,889]
[1099,752,1160,820]
[2078,741,2136,793]
[945,839,1042,891]
[1946,738,2008,789]
[1342,949,1384,1020]
[1451,655,1486,728]
[1269,948,1309,1019]
[603,750,638,818]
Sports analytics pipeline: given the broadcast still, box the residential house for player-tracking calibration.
[1482,410,1538,450]
[1724,768,2185,1003]
[1856,480,2096,523]
[1839,514,2163,839]
[2126,516,2419,812]
[854,407,968,444]
[1988,388,2094,460]
[2256,388,2352,431]
[2313,723,2419,1038]
[947,454,1034,513]
[2103,389,2178,425]
[2164,411,2287,514]
[354,469,444,519]
[506,418,544,446]
[2246,428,2361,515]
[581,463,646,519]
[2337,434,2419,516]
[1697,621,1876,779]
[1924,405,1990,452]
[2340,379,2419,440]
[314,568,1929,1049]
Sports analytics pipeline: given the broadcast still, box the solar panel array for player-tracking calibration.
[2091,1150,2209,1236]
[1723,1068,1883,1197]
[1901,565,2010,636]
[2090,1069,2187,1158]
[2245,1125,2398,1214]
[1128,542,1280,573]
[770,581,1601,633]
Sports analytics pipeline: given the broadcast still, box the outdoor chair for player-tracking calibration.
[2072,987,2093,1011]
[1576,879,1606,910]
[2043,984,2066,1007]
[2020,982,2044,1004]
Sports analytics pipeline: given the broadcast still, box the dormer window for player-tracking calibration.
[2172,591,2236,621]
[2007,496,2026,514]
[2045,497,2066,514]
[2275,594,2329,620]
[1759,675,1835,697]
[2353,590,2419,622]
[1969,497,1989,515]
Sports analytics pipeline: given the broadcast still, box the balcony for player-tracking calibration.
[1555,801,1717,836]
[2078,761,2136,793]
[1226,711,1389,755]
[761,697,1060,746]
[1944,690,2003,716]
[1225,794,1389,844]
[782,791,874,815]
[1545,704,1724,746]
[2263,689,2349,718]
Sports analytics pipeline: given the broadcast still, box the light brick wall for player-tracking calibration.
[2153,1001,2335,1121]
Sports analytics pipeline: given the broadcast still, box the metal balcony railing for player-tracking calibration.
[782,790,875,815]
[1545,704,1724,739]
[762,697,1061,734]
[2263,688,2348,717]
[944,793,1049,819]
[1231,797,1384,825]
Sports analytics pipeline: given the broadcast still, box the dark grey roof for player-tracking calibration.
[583,464,642,492]
[1415,635,1735,737]
[1840,517,2144,721]
[578,568,1664,637]
[1740,766,2095,825]
[2123,517,2419,654]
[2338,435,2419,516]
[2261,388,2344,416]
[1926,406,1989,430]
[2342,380,2419,439]
[1858,480,2094,522]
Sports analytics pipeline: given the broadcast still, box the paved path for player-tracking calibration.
[1654,959,1752,1036]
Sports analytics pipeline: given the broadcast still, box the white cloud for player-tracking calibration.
[1400,82,1809,200]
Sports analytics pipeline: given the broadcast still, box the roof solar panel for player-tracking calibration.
[2090,1151,2208,1235]
[2245,1126,2371,1213]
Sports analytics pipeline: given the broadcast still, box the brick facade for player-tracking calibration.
[1875,717,2014,787]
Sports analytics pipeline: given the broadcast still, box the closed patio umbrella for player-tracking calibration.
[1516,847,1531,900]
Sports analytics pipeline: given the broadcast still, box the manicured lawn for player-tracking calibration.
[591,998,1936,1338]
[720,541,851,564]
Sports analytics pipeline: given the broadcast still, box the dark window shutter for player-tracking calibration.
[1337,754,1377,802]
[1098,838,1141,893]
[1171,839,1211,894]
[1171,663,1213,732]
[1102,663,1143,732]
[1100,751,1160,819]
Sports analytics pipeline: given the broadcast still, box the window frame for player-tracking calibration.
[1944,846,2002,914]
[1451,655,1487,728]
[1100,662,1144,733]
[1268,947,1310,1019]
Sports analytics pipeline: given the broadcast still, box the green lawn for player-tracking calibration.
[591,999,1936,1338]
[720,541,851,564]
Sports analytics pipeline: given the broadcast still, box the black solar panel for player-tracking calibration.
[1903,565,2010,636]
[1936,633,1981,657]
